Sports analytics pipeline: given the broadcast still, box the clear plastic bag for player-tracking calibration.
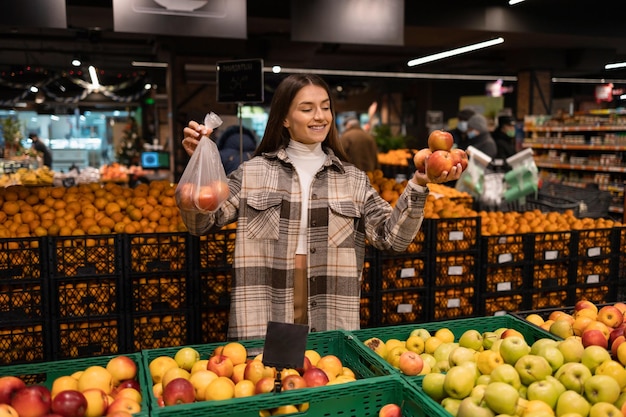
[176,112,229,213]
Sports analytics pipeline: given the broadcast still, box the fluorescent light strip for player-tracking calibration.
[552,77,626,84]
[509,0,525,5]
[132,61,169,68]
[88,65,100,88]
[407,37,504,67]
[605,62,626,70]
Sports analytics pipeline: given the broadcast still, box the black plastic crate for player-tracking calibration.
[404,226,428,255]
[125,232,188,274]
[427,216,480,254]
[0,237,44,279]
[360,255,376,328]
[51,316,125,359]
[195,228,237,270]
[129,310,191,351]
[48,235,122,277]
[0,321,49,364]
[573,283,616,306]
[198,268,232,309]
[0,279,47,322]
[529,288,572,311]
[539,182,612,219]
[574,227,615,258]
[51,275,123,319]
[529,231,573,262]
[483,292,526,316]
[128,273,190,313]
[198,307,230,344]
[432,285,477,321]
[379,254,428,290]
[432,253,478,288]
[379,288,430,325]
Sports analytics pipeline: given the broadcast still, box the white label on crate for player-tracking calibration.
[587,247,601,257]
[497,282,512,292]
[494,310,507,316]
[498,253,513,264]
[544,250,559,260]
[448,231,464,241]
[448,266,463,275]
[400,268,415,278]
[498,236,507,244]
[397,304,413,313]
[586,274,600,284]
[447,298,461,308]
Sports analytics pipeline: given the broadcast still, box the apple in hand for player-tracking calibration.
[11,385,52,417]
[426,150,454,179]
[50,390,87,417]
[162,378,195,406]
[398,350,424,376]
[428,129,454,151]
[450,148,468,171]
[413,149,432,173]
[0,376,26,404]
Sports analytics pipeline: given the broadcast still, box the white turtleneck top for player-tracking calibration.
[285,139,326,255]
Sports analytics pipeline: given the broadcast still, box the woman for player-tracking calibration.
[180,74,461,340]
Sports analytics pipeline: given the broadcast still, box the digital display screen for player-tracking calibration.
[141,151,170,169]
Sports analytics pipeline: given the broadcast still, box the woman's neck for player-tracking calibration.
[287,139,324,158]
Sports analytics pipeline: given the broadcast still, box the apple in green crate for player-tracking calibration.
[489,363,522,389]
[514,354,552,385]
[378,403,402,417]
[363,337,388,358]
[448,346,477,366]
[558,337,585,363]
[443,365,476,399]
[409,328,431,341]
[530,338,559,355]
[556,390,591,417]
[405,335,425,354]
[581,345,611,373]
[483,381,519,415]
[440,398,462,416]
[469,384,487,402]
[584,374,621,405]
[499,336,531,365]
[0,376,26,404]
[456,397,495,417]
[162,377,195,405]
[555,362,592,392]
[526,380,560,409]
[550,319,575,339]
[475,349,504,375]
[482,331,499,350]
[398,351,424,376]
[458,329,484,351]
[432,360,451,373]
[476,374,491,386]
[535,344,564,372]
[386,345,408,369]
[433,342,458,363]
[420,353,436,369]
[589,402,623,417]
[422,373,447,402]
[595,360,626,390]
[545,375,566,397]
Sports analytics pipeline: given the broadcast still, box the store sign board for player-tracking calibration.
[291,0,404,46]
[216,59,264,104]
[112,0,246,39]
[0,0,66,28]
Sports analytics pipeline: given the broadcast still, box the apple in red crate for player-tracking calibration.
[162,378,195,406]
[11,385,52,417]
[50,390,87,417]
[0,376,26,404]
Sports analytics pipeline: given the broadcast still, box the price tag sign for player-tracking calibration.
[262,321,308,371]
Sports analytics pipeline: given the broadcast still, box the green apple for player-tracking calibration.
[583,374,621,404]
[499,336,531,365]
[558,337,585,363]
[475,349,504,375]
[421,372,446,402]
[434,342,459,363]
[456,397,495,417]
[483,381,519,415]
[489,338,503,353]
[441,397,462,416]
[476,374,491,386]
[530,338,559,355]
[550,319,575,339]
[556,390,591,417]
[581,345,611,374]
[535,344,565,373]
[459,361,480,381]
[364,337,388,358]
[449,346,477,366]
[589,402,622,417]
[518,384,527,400]
[443,365,476,399]
[527,380,560,408]
[614,391,626,410]
[595,360,626,391]
[459,329,484,351]
[410,328,431,341]
[469,384,487,402]
[494,327,508,337]
[545,375,566,397]
[482,331,499,350]
[420,353,437,370]
[489,363,522,389]
[514,354,552,386]
[555,362,592,393]
[405,335,425,354]
[432,360,450,373]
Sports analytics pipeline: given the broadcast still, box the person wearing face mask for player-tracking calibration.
[450,108,475,151]
[465,113,497,159]
[493,115,518,160]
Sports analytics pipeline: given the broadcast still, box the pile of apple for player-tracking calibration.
[523,300,626,362]
[0,354,142,417]
[414,130,468,178]
[148,342,358,416]
[419,327,626,417]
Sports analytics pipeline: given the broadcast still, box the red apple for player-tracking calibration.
[281,374,307,391]
[413,148,432,173]
[106,355,138,386]
[398,350,424,376]
[176,183,197,211]
[243,359,266,384]
[582,328,609,349]
[0,376,26,404]
[196,185,219,212]
[426,150,454,178]
[302,367,329,388]
[112,379,141,395]
[575,300,598,314]
[450,148,468,170]
[254,377,276,394]
[11,385,52,417]
[597,305,624,328]
[50,390,87,417]
[611,335,625,358]
[207,355,234,378]
[379,403,402,417]
[428,129,454,151]
[609,325,626,347]
[162,378,195,406]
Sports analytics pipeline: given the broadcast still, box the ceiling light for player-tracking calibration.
[408,37,504,67]
[30,86,38,93]
[605,62,626,70]
[132,61,168,68]
[88,65,100,88]
[272,65,282,73]
[72,58,81,67]
[508,0,525,5]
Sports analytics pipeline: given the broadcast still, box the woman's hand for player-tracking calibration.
[182,121,213,156]
[412,163,462,186]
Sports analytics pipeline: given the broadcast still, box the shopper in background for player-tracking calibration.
[450,108,475,150]
[339,116,380,172]
[465,113,498,158]
[215,124,258,175]
[493,115,518,160]
[28,133,53,168]
[180,73,462,340]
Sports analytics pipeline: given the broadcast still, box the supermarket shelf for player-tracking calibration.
[525,125,626,132]
[535,161,626,173]
[524,143,626,151]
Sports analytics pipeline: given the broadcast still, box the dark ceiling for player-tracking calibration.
[1,0,626,108]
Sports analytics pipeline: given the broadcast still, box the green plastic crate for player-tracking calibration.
[143,330,399,417]
[0,352,149,417]
[347,313,558,382]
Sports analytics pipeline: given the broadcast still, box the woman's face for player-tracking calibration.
[283,85,332,144]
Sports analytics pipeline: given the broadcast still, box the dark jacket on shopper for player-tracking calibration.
[466,114,497,158]
[216,125,258,175]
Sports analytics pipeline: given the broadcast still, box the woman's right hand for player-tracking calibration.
[182,121,213,156]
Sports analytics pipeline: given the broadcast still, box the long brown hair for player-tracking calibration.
[254,74,348,162]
